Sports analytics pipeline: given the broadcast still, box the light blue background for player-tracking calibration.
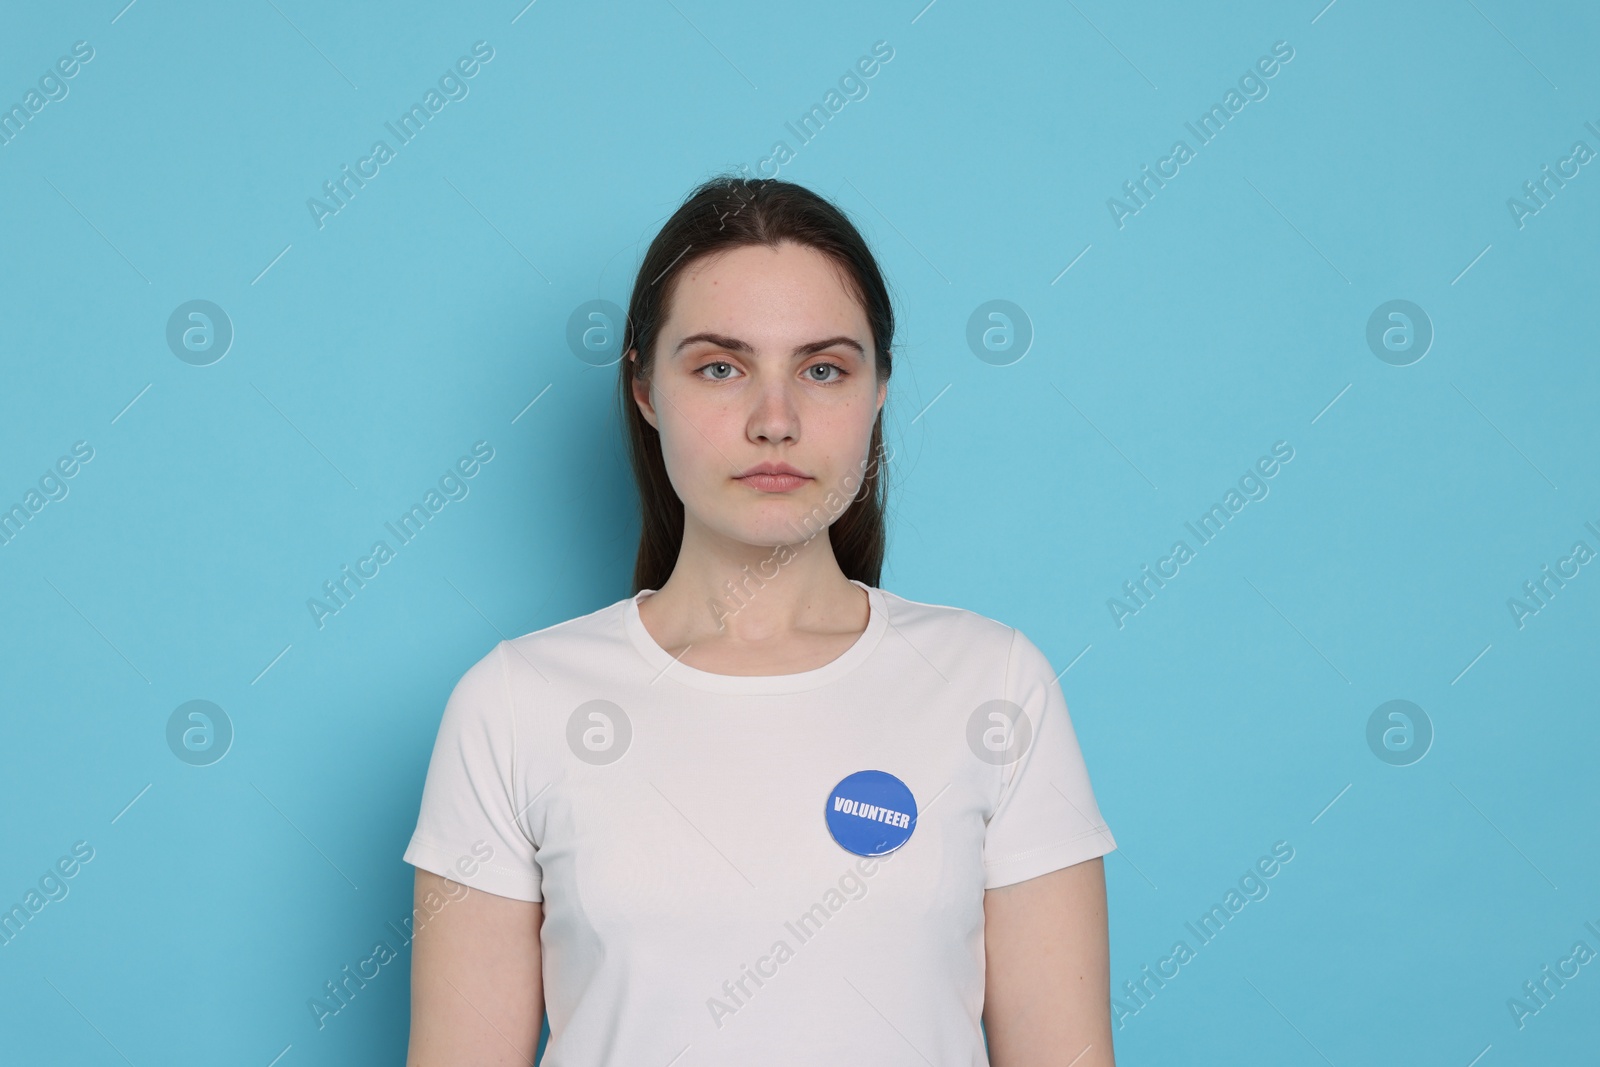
[2,0,1597,1063]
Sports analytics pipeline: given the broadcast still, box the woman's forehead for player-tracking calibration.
[668,246,868,336]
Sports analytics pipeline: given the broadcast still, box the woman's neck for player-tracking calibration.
[636,535,869,674]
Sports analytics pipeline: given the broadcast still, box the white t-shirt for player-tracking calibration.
[403,579,1116,1066]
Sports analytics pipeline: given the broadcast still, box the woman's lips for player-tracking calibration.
[737,473,811,492]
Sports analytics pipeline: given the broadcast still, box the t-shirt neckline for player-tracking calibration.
[623,579,888,694]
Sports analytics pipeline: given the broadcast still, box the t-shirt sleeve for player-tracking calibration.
[982,626,1117,890]
[403,640,544,902]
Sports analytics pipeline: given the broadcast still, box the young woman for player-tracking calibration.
[403,176,1118,1065]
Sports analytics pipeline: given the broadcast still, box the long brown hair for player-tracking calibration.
[618,174,896,594]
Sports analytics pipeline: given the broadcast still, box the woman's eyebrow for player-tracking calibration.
[673,332,866,360]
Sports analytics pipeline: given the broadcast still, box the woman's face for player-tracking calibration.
[630,240,886,551]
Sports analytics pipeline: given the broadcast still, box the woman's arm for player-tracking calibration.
[982,856,1115,1067]
[406,868,545,1065]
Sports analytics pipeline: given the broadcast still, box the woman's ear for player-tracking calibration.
[628,349,659,430]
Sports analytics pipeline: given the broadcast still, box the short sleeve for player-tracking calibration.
[982,627,1117,889]
[403,640,544,902]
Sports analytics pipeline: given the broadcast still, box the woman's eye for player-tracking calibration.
[695,361,847,383]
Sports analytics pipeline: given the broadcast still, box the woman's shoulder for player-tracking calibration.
[876,584,1016,639]
[874,585,1065,682]
[513,591,635,643]
[449,592,637,688]
[874,584,1034,676]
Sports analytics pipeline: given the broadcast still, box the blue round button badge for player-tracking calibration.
[825,770,917,857]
